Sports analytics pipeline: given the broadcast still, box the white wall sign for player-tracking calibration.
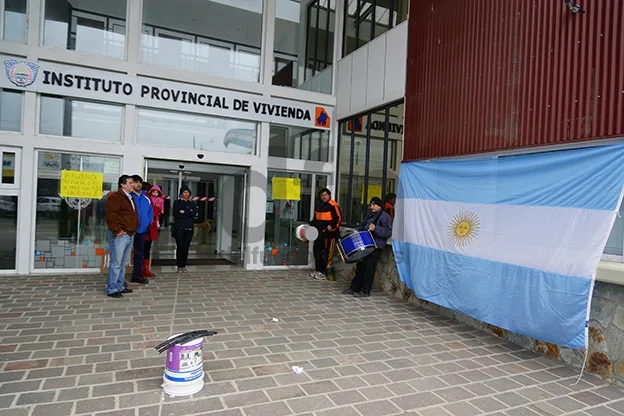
[1,56,333,130]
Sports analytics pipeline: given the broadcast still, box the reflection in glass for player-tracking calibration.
[0,90,23,132]
[343,0,409,57]
[141,0,263,82]
[269,125,330,162]
[34,152,121,270]
[0,195,17,269]
[137,108,257,155]
[39,95,123,142]
[264,171,312,266]
[605,201,624,257]
[4,0,27,42]
[43,0,127,59]
[337,101,404,225]
[2,152,16,184]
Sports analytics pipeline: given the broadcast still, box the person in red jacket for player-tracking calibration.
[383,192,396,220]
[309,188,342,280]
[142,184,165,278]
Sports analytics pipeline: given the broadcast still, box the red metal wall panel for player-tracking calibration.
[403,0,624,160]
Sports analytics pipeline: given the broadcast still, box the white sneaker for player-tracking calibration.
[310,271,318,277]
[314,272,326,280]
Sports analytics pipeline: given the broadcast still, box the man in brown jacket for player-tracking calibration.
[105,175,139,298]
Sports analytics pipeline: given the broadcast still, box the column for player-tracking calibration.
[217,175,235,254]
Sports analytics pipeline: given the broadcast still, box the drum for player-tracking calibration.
[294,224,319,242]
[337,231,377,263]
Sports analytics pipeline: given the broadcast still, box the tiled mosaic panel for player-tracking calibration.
[34,239,107,269]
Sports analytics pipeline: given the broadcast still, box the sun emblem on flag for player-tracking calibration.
[448,211,480,246]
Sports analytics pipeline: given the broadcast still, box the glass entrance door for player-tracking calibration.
[264,171,328,267]
[145,159,247,267]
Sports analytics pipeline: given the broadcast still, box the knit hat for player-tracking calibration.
[179,185,191,195]
[370,197,382,206]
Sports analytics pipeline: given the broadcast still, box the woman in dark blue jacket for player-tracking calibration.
[342,197,393,297]
[173,185,197,273]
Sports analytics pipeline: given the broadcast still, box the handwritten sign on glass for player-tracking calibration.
[59,170,104,199]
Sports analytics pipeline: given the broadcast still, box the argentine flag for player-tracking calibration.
[392,144,624,349]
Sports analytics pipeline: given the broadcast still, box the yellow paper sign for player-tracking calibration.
[361,184,383,204]
[271,177,301,200]
[59,170,104,199]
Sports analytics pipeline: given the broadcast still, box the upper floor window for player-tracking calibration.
[273,0,334,94]
[343,0,408,56]
[43,0,127,59]
[0,89,22,132]
[3,0,27,43]
[39,95,123,143]
[141,0,263,83]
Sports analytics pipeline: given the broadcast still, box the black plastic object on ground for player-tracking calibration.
[154,330,218,354]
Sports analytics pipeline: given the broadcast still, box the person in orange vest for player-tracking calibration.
[309,188,342,280]
[383,192,396,220]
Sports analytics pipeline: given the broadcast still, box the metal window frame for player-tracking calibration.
[323,0,331,70]
[336,99,404,226]
[369,0,376,42]
[354,0,361,49]
[381,106,390,196]
[362,113,372,216]
[346,116,356,225]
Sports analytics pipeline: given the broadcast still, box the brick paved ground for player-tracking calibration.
[0,270,623,416]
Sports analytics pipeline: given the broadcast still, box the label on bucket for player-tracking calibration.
[166,343,203,373]
[165,367,203,383]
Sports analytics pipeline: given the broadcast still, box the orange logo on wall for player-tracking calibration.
[347,116,363,132]
[315,107,331,128]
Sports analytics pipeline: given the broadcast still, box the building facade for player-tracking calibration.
[2,0,410,275]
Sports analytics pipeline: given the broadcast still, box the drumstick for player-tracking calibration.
[337,242,346,263]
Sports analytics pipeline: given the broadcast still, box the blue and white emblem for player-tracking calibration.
[4,59,39,87]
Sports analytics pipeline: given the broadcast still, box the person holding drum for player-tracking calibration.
[309,188,342,280]
[342,197,393,297]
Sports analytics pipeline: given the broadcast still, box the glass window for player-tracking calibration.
[273,0,299,87]
[295,0,334,94]
[0,89,22,132]
[269,124,330,162]
[3,0,27,42]
[264,171,312,266]
[343,0,408,57]
[0,195,17,269]
[34,152,121,270]
[39,95,123,142]
[137,108,257,155]
[43,0,127,59]
[141,0,263,82]
[2,152,16,184]
[604,201,624,260]
[337,101,403,225]
[0,147,19,189]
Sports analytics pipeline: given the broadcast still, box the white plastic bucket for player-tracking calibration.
[294,224,319,242]
[161,335,205,397]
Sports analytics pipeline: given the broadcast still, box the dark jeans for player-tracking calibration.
[175,228,194,268]
[133,232,146,277]
[349,249,381,294]
[313,233,336,273]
